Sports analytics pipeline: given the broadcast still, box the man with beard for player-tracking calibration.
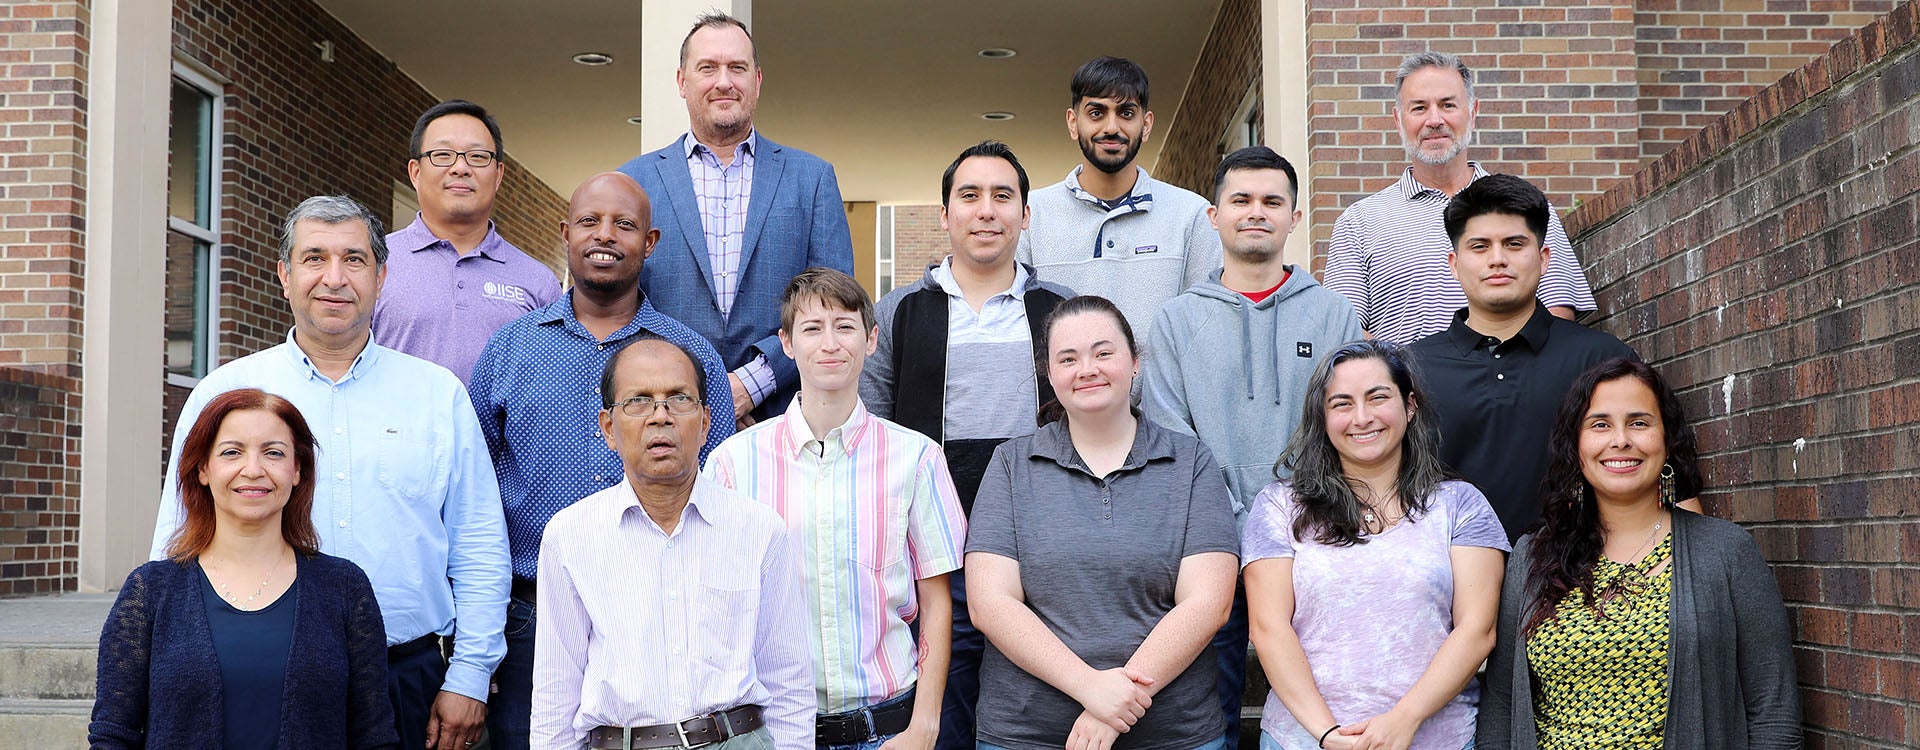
[1324,51,1596,345]
[1017,56,1219,339]
[618,12,854,427]
[1141,146,1362,748]
[466,172,735,750]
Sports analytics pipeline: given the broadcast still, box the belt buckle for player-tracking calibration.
[675,718,695,750]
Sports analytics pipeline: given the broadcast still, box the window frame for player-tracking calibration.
[166,60,224,389]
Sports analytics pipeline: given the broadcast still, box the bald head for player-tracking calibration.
[565,171,660,297]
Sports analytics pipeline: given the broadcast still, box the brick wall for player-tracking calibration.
[1304,0,1642,264]
[0,1,88,597]
[172,0,567,364]
[889,204,946,288]
[1154,0,1262,196]
[1636,0,1895,161]
[1569,3,1920,745]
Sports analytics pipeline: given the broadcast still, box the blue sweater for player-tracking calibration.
[90,553,399,749]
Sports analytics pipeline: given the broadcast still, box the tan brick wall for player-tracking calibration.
[1155,0,1262,196]
[890,204,946,288]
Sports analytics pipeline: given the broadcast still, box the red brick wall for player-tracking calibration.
[172,0,567,363]
[889,205,946,288]
[0,1,88,597]
[1155,0,1262,196]
[1303,0,1642,265]
[1569,4,1920,745]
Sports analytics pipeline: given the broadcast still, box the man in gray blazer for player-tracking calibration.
[617,11,855,427]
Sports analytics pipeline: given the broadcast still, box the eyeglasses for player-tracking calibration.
[610,394,703,417]
[416,149,498,169]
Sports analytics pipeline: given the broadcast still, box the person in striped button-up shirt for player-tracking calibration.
[705,268,969,750]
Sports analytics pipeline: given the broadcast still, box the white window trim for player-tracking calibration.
[170,59,224,385]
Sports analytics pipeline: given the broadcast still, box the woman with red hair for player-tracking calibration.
[90,388,398,749]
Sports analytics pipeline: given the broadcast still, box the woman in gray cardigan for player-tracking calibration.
[1477,358,1799,750]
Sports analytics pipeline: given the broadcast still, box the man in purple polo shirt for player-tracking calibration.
[372,99,564,384]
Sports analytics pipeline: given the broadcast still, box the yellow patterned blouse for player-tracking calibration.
[1525,534,1674,750]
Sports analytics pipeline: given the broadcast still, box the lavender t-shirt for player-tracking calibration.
[1242,479,1510,749]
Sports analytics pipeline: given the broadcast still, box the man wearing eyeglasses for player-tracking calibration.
[372,99,564,387]
[468,171,736,750]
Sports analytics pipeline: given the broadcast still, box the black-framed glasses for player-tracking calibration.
[610,394,703,417]
[416,149,498,168]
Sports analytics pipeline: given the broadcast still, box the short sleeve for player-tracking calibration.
[1445,481,1512,552]
[1324,210,1374,330]
[1537,209,1596,313]
[1240,482,1298,567]
[1181,442,1240,558]
[964,441,1021,559]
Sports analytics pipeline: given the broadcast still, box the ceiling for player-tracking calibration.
[313,0,1224,204]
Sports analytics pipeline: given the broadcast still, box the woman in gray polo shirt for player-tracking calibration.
[965,295,1241,750]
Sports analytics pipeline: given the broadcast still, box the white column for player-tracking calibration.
[80,0,171,591]
[640,0,752,152]
[1264,0,1313,269]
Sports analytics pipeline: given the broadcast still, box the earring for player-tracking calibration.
[1659,463,1677,508]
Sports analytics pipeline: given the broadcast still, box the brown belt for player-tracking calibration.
[588,705,765,750]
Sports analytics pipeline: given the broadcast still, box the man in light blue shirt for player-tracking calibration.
[150,195,508,750]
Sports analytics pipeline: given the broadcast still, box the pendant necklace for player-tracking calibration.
[213,552,288,608]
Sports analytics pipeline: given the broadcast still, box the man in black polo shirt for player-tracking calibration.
[1410,174,1639,541]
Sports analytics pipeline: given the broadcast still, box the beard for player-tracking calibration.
[1079,134,1141,174]
[1402,124,1473,166]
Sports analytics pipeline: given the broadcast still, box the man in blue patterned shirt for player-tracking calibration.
[468,172,736,750]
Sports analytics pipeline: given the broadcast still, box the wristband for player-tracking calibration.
[1318,724,1341,748]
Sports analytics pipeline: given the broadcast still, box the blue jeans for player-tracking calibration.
[1213,584,1250,748]
[485,596,537,750]
[821,688,916,750]
[937,566,986,750]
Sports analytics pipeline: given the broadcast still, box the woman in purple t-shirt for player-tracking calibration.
[1243,340,1509,750]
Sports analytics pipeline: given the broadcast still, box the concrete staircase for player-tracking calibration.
[0,594,110,747]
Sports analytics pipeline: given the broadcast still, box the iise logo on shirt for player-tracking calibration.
[482,282,531,305]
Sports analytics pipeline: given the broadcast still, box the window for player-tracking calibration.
[1217,84,1263,157]
[166,64,222,385]
[876,206,897,295]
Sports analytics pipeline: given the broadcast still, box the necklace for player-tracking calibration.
[1598,512,1669,603]
[210,552,288,608]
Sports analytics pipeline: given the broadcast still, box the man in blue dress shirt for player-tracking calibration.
[468,171,736,749]
[150,195,509,750]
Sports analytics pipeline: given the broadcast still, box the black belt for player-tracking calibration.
[815,688,915,746]
[387,633,440,662]
[588,705,764,749]
[511,576,537,603]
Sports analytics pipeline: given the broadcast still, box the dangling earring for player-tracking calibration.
[1659,463,1677,508]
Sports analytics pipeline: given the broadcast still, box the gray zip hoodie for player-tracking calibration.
[1142,266,1364,518]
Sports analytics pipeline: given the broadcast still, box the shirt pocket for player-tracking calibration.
[696,580,761,670]
[375,431,440,500]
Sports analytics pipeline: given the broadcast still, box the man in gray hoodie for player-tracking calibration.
[1142,145,1363,746]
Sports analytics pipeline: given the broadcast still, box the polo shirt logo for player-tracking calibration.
[482,281,531,305]
[1296,342,1313,358]
[1133,244,1160,255]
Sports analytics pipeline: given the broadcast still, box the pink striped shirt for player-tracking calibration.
[530,478,815,750]
[704,398,968,713]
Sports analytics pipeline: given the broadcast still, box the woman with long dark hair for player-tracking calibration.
[90,388,396,749]
[966,295,1240,750]
[1242,340,1508,750]
[1477,358,1799,749]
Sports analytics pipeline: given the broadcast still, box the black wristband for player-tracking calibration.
[1318,724,1341,748]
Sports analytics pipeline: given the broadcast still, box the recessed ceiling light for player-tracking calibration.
[978,48,1017,59]
[626,116,644,125]
[981,111,1015,121]
[571,52,614,66]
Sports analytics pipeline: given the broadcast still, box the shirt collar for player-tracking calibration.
[390,213,509,263]
[1397,161,1492,201]
[1442,302,1556,354]
[611,476,726,534]
[930,256,1029,301]
[1025,412,1176,475]
[532,289,658,335]
[1064,164,1154,207]
[777,395,875,460]
[684,130,759,161]
[279,328,379,382]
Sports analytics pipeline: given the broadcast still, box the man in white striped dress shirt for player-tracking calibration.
[531,335,814,750]
[1324,51,1597,345]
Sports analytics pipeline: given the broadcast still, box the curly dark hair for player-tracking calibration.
[1522,357,1703,634]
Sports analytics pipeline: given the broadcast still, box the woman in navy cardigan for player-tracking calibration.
[90,388,398,749]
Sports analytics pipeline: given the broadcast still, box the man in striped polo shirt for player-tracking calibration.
[1324,51,1597,344]
[706,268,969,750]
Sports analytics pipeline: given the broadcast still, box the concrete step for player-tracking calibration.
[0,593,110,702]
[0,646,94,700]
[0,697,90,747]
